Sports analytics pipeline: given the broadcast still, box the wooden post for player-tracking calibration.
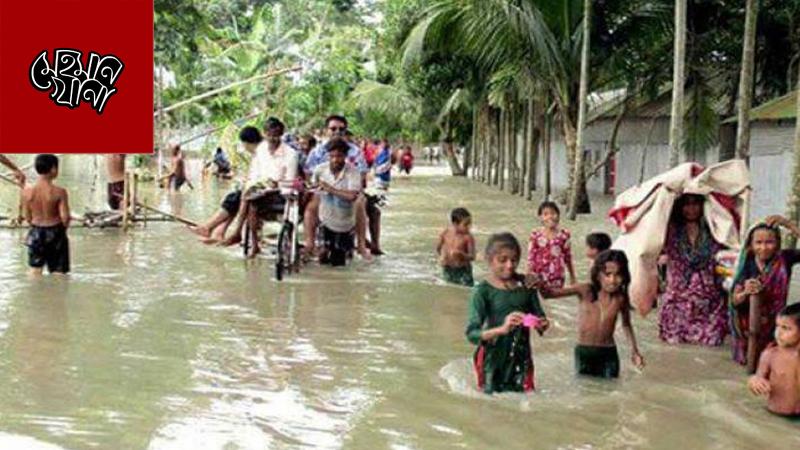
[746,293,761,373]
[122,172,131,231]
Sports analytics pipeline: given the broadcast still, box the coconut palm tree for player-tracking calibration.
[669,0,687,167]
[735,0,759,162]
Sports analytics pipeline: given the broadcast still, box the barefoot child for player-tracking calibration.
[165,145,190,191]
[436,208,475,286]
[527,201,576,289]
[540,250,644,378]
[747,303,800,417]
[731,215,800,367]
[21,154,70,275]
[466,233,550,393]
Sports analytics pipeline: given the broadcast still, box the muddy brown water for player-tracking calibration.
[0,156,797,449]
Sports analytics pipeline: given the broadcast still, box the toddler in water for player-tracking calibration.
[747,303,800,417]
[466,233,550,393]
[528,201,576,289]
[731,215,800,367]
[540,250,644,378]
[585,232,612,266]
[437,208,476,286]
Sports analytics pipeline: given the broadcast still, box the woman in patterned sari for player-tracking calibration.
[658,194,728,346]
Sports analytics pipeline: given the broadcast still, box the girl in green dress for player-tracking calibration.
[466,233,550,393]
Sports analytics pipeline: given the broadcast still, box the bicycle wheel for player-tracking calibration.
[276,221,294,281]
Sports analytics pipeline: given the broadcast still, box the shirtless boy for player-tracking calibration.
[748,303,800,417]
[436,207,476,286]
[540,249,644,378]
[21,154,70,275]
[106,154,126,210]
[166,145,189,191]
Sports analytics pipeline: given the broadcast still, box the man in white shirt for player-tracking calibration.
[222,117,298,248]
[309,137,365,261]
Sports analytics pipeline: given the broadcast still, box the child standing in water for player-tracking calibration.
[527,201,576,289]
[21,154,70,275]
[748,303,800,417]
[731,215,800,367]
[437,208,476,286]
[585,232,612,266]
[466,233,550,393]
[540,250,644,378]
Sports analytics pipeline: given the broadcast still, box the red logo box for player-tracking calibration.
[0,0,153,154]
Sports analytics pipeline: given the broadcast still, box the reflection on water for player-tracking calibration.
[0,156,798,449]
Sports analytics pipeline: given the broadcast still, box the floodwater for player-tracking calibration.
[0,156,797,449]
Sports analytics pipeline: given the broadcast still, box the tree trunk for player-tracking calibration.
[528,100,543,200]
[669,0,687,166]
[493,109,501,186]
[638,117,658,185]
[499,108,507,190]
[544,111,552,201]
[443,116,465,176]
[520,101,529,197]
[785,71,800,248]
[567,0,593,220]
[586,97,629,181]
[510,104,519,194]
[735,0,759,163]
[155,66,165,180]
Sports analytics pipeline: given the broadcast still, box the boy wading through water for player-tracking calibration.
[437,207,476,286]
[21,154,71,275]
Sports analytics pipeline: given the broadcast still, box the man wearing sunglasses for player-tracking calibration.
[303,115,375,261]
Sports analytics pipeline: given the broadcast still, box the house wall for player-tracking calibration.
[535,117,722,195]
[749,121,796,220]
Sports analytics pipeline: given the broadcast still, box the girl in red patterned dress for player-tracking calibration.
[527,201,576,289]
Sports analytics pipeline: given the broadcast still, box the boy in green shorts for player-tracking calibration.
[436,208,475,286]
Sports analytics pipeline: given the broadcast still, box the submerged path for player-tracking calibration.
[0,161,797,449]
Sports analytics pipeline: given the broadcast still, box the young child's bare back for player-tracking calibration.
[22,179,69,227]
[22,154,70,274]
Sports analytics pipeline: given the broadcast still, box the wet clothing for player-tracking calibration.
[27,224,70,273]
[659,223,728,346]
[213,151,231,174]
[248,142,298,192]
[527,228,573,290]
[169,174,186,191]
[373,146,392,189]
[466,281,547,393]
[574,345,620,378]
[443,264,474,287]
[220,190,242,216]
[730,248,800,365]
[400,152,414,174]
[319,225,354,266]
[107,180,124,210]
[313,164,361,233]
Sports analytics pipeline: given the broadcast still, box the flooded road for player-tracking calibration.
[0,156,797,449]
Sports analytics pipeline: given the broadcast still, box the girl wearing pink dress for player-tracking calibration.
[527,201,576,289]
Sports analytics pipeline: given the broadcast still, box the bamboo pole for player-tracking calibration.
[122,172,131,231]
[746,293,761,373]
[154,66,301,116]
[135,201,198,227]
[177,108,267,146]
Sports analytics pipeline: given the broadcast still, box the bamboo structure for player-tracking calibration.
[746,293,761,373]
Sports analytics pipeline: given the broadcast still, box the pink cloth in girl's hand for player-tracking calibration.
[522,314,541,328]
